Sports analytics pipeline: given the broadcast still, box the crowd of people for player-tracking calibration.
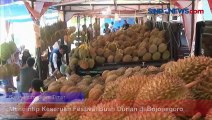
[103,20,130,35]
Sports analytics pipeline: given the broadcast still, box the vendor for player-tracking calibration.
[50,45,66,74]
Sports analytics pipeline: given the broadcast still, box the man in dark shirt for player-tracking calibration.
[122,20,130,30]
[17,57,38,93]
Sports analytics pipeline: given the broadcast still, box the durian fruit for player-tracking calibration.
[149,44,157,53]
[152,52,161,60]
[78,59,89,70]
[152,38,163,45]
[162,50,171,60]
[158,43,168,53]
[102,70,110,80]
[192,66,212,114]
[102,79,121,100]
[8,41,17,54]
[107,55,114,63]
[68,74,81,83]
[70,57,78,66]
[123,55,132,62]
[88,58,95,68]
[95,56,105,65]
[143,52,152,61]
[0,65,7,79]
[103,48,112,58]
[4,64,13,76]
[105,74,119,84]
[164,56,212,84]
[132,56,139,62]
[205,108,212,120]
[108,43,117,52]
[139,41,148,48]
[78,44,89,59]
[124,47,133,55]
[137,47,147,57]
[88,87,103,100]
[114,67,126,76]
[89,47,97,59]
[79,100,127,120]
[124,67,134,77]
[134,73,195,115]
[114,52,123,63]
[116,75,149,106]
[123,112,177,120]
[0,42,11,61]
[96,48,104,56]
[145,66,162,75]
[56,101,85,120]
[150,28,160,36]
[48,81,63,92]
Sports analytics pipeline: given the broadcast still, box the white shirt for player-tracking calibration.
[52,39,67,49]
[52,52,66,69]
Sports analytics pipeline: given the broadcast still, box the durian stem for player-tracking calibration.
[185,79,202,89]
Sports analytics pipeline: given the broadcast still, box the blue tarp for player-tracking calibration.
[0,1,58,23]
[0,0,22,5]
[0,1,32,22]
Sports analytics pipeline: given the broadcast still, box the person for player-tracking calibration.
[122,20,130,30]
[40,50,49,80]
[17,57,38,93]
[52,35,68,50]
[0,50,20,97]
[50,45,66,74]
[103,23,111,35]
[87,24,94,41]
[17,79,44,118]
[109,22,115,32]
[21,49,31,68]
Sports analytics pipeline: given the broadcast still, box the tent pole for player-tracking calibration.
[191,0,195,51]
[31,0,42,80]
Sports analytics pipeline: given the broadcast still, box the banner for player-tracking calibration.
[208,0,212,12]
[24,1,54,20]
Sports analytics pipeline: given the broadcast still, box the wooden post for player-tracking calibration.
[31,0,42,80]
[191,0,195,51]
[77,15,80,44]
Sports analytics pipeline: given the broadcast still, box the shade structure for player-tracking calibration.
[0,1,32,22]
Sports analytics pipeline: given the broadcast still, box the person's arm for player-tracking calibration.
[52,53,58,70]
[16,74,20,81]
[62,54,66,64]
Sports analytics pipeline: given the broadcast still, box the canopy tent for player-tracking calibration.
[52,0,212,51]
[0,0,59,23]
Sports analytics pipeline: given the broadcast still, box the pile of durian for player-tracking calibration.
[0,41,17,61]
[41,56,211,120]
[40,20,76,52]
[37,56,210,119]
[68,23,170,71]
[0,63,20,78]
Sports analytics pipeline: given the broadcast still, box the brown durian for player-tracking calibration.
[134,73,195,115]
[142,52,152,61]
[123,55,132,62]
[164,56,212,84]
[107,55,114,63]
[116,75,149,106]
[149,44,157,53]
[88,87,103,100]
[158,43,168,53]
